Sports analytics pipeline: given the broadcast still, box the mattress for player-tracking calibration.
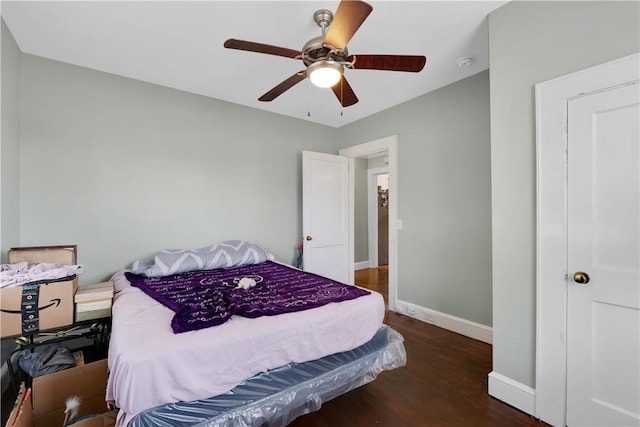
[130,325,406,427]
[106,266,386,426]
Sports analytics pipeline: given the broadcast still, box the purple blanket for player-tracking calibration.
[124,261,370,333]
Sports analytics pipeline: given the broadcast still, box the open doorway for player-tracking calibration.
[339,135,398,312]
[353,158,389,306]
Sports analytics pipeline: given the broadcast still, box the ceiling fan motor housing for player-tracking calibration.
[301,36,348,67]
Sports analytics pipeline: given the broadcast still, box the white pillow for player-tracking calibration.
[132,240,274,277]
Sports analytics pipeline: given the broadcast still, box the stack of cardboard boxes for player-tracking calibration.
[2,246,117,427]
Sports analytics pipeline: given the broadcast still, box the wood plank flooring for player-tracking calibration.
[355,265,389,306]
[290,268,548,427]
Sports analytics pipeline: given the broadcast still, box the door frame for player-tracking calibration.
[340,135,398,312]
[368,166,389,268]
[535,52,639,426]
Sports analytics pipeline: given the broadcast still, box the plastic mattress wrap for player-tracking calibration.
[130,325,406,427]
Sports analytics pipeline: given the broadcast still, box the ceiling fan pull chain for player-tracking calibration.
[340,79,344,116]
[307,80,312,118]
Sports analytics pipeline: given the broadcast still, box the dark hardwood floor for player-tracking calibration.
[290,267,548,427]
[355,265,389,307]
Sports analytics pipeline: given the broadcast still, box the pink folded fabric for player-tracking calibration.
[0,262,82,288]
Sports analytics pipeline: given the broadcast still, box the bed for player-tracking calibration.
[106,241,406,426]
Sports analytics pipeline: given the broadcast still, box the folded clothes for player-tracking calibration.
[0,262,83,288]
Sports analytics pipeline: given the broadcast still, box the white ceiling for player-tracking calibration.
[1,1,508,128]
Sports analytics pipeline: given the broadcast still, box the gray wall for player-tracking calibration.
[488,1,640,388]
[18,54,339,284]
[0,18,23,395]
[9,43,493,327]
[354,157,369,263]
[1,19,21,263]
[337,71,493,327]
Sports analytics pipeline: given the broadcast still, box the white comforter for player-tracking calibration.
[106,269,385,426]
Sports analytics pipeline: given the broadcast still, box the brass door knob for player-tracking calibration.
[306,235,313,241]
[573,271,590,284]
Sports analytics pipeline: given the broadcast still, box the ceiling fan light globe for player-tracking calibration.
[310,68,341,88]
[308,61,343,88]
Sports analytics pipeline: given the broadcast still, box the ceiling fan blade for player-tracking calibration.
[348,54,427,72]
[258,72,307,102]
[323,0,373,50]
[331,75,358,107]
[224,39,301,59]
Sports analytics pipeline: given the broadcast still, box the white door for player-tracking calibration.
[566,83,640,426]
[302,151,349,283]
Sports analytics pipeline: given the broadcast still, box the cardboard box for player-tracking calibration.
[5,360,116,427]
[1,246,79,338]
[4,383,31,427]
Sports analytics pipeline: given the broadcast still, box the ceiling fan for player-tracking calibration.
[223,0,426,107]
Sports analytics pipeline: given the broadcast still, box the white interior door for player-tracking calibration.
[566,82,640,426]
[302,151,349,283]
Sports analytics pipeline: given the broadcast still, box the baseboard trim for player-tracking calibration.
[488,371,536,416]
[354,261,370,271]
[395,300,493,344]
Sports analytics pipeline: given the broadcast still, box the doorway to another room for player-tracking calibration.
[339,135,399,312]
[353,156,389,308]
